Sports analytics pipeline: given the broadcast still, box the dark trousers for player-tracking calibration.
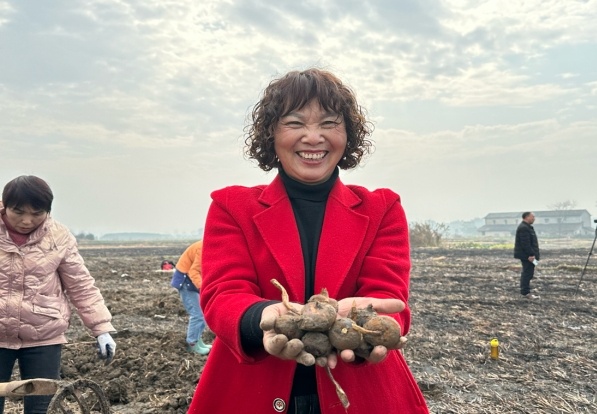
[520,260,535,295]
[288,394,321,414]
[0,345,62,414]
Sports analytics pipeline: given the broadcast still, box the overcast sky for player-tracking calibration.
[1,0,596,236]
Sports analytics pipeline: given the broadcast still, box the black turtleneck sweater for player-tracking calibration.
[279,167,338,302]
[240,167,339,396]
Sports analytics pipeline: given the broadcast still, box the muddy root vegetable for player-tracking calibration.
[352,303,377,327]
[297,288,338,331]
[308,288,339,311]
[353,339,374,359]
[274,314,305,340]
[299,300,337,332]
[328,317,362,351]
[326,366,350,410]
[270,279,301,314]
[329,317,382,351]
[363,315,402,349]
[268,279,406,411]
[301,332,333,358]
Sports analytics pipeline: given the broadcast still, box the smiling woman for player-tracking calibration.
[244,68,373,174]
[273,100,347,185]
[188,68,430,414]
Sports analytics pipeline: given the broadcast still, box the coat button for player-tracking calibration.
[273,398,286,412]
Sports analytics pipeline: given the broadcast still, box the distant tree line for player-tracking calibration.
[409,221,449,247]
[74,232,95,241]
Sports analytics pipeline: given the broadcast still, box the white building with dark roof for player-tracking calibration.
[478,210,594,237]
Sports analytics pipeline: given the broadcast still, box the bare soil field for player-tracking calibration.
[5,241,596,413]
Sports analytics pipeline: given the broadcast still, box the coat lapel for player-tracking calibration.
[316,181,368,298]
[253,176,305,300]
[253,176,369,301]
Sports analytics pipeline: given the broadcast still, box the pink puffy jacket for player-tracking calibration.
[0,215,115,349]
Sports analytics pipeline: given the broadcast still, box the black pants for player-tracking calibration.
[288,394,321,414]
[0,345,62,414]
[520,260,535,295]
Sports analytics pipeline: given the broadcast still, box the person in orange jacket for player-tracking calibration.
[170,240,211,355]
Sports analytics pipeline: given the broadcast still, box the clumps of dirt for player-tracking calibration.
[58,330,206,413]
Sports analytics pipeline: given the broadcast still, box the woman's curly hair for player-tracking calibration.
[244,68,374,171]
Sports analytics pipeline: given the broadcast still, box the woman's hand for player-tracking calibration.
[336,296,405,318]
[321,345,390,368]
[96,333,116,365]
[259,302,315,366]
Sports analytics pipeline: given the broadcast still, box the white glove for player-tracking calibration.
[97,333,116,365]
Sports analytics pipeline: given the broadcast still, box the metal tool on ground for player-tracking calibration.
[0,378,110,414]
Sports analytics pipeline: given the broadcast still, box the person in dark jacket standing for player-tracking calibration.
[514,211,540,299]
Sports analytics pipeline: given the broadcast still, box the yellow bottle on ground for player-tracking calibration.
[490,338,499,360]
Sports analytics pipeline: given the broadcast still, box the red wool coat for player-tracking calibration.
[188,175,428,414]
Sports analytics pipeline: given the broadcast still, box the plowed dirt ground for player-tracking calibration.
[5,241,596,413]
